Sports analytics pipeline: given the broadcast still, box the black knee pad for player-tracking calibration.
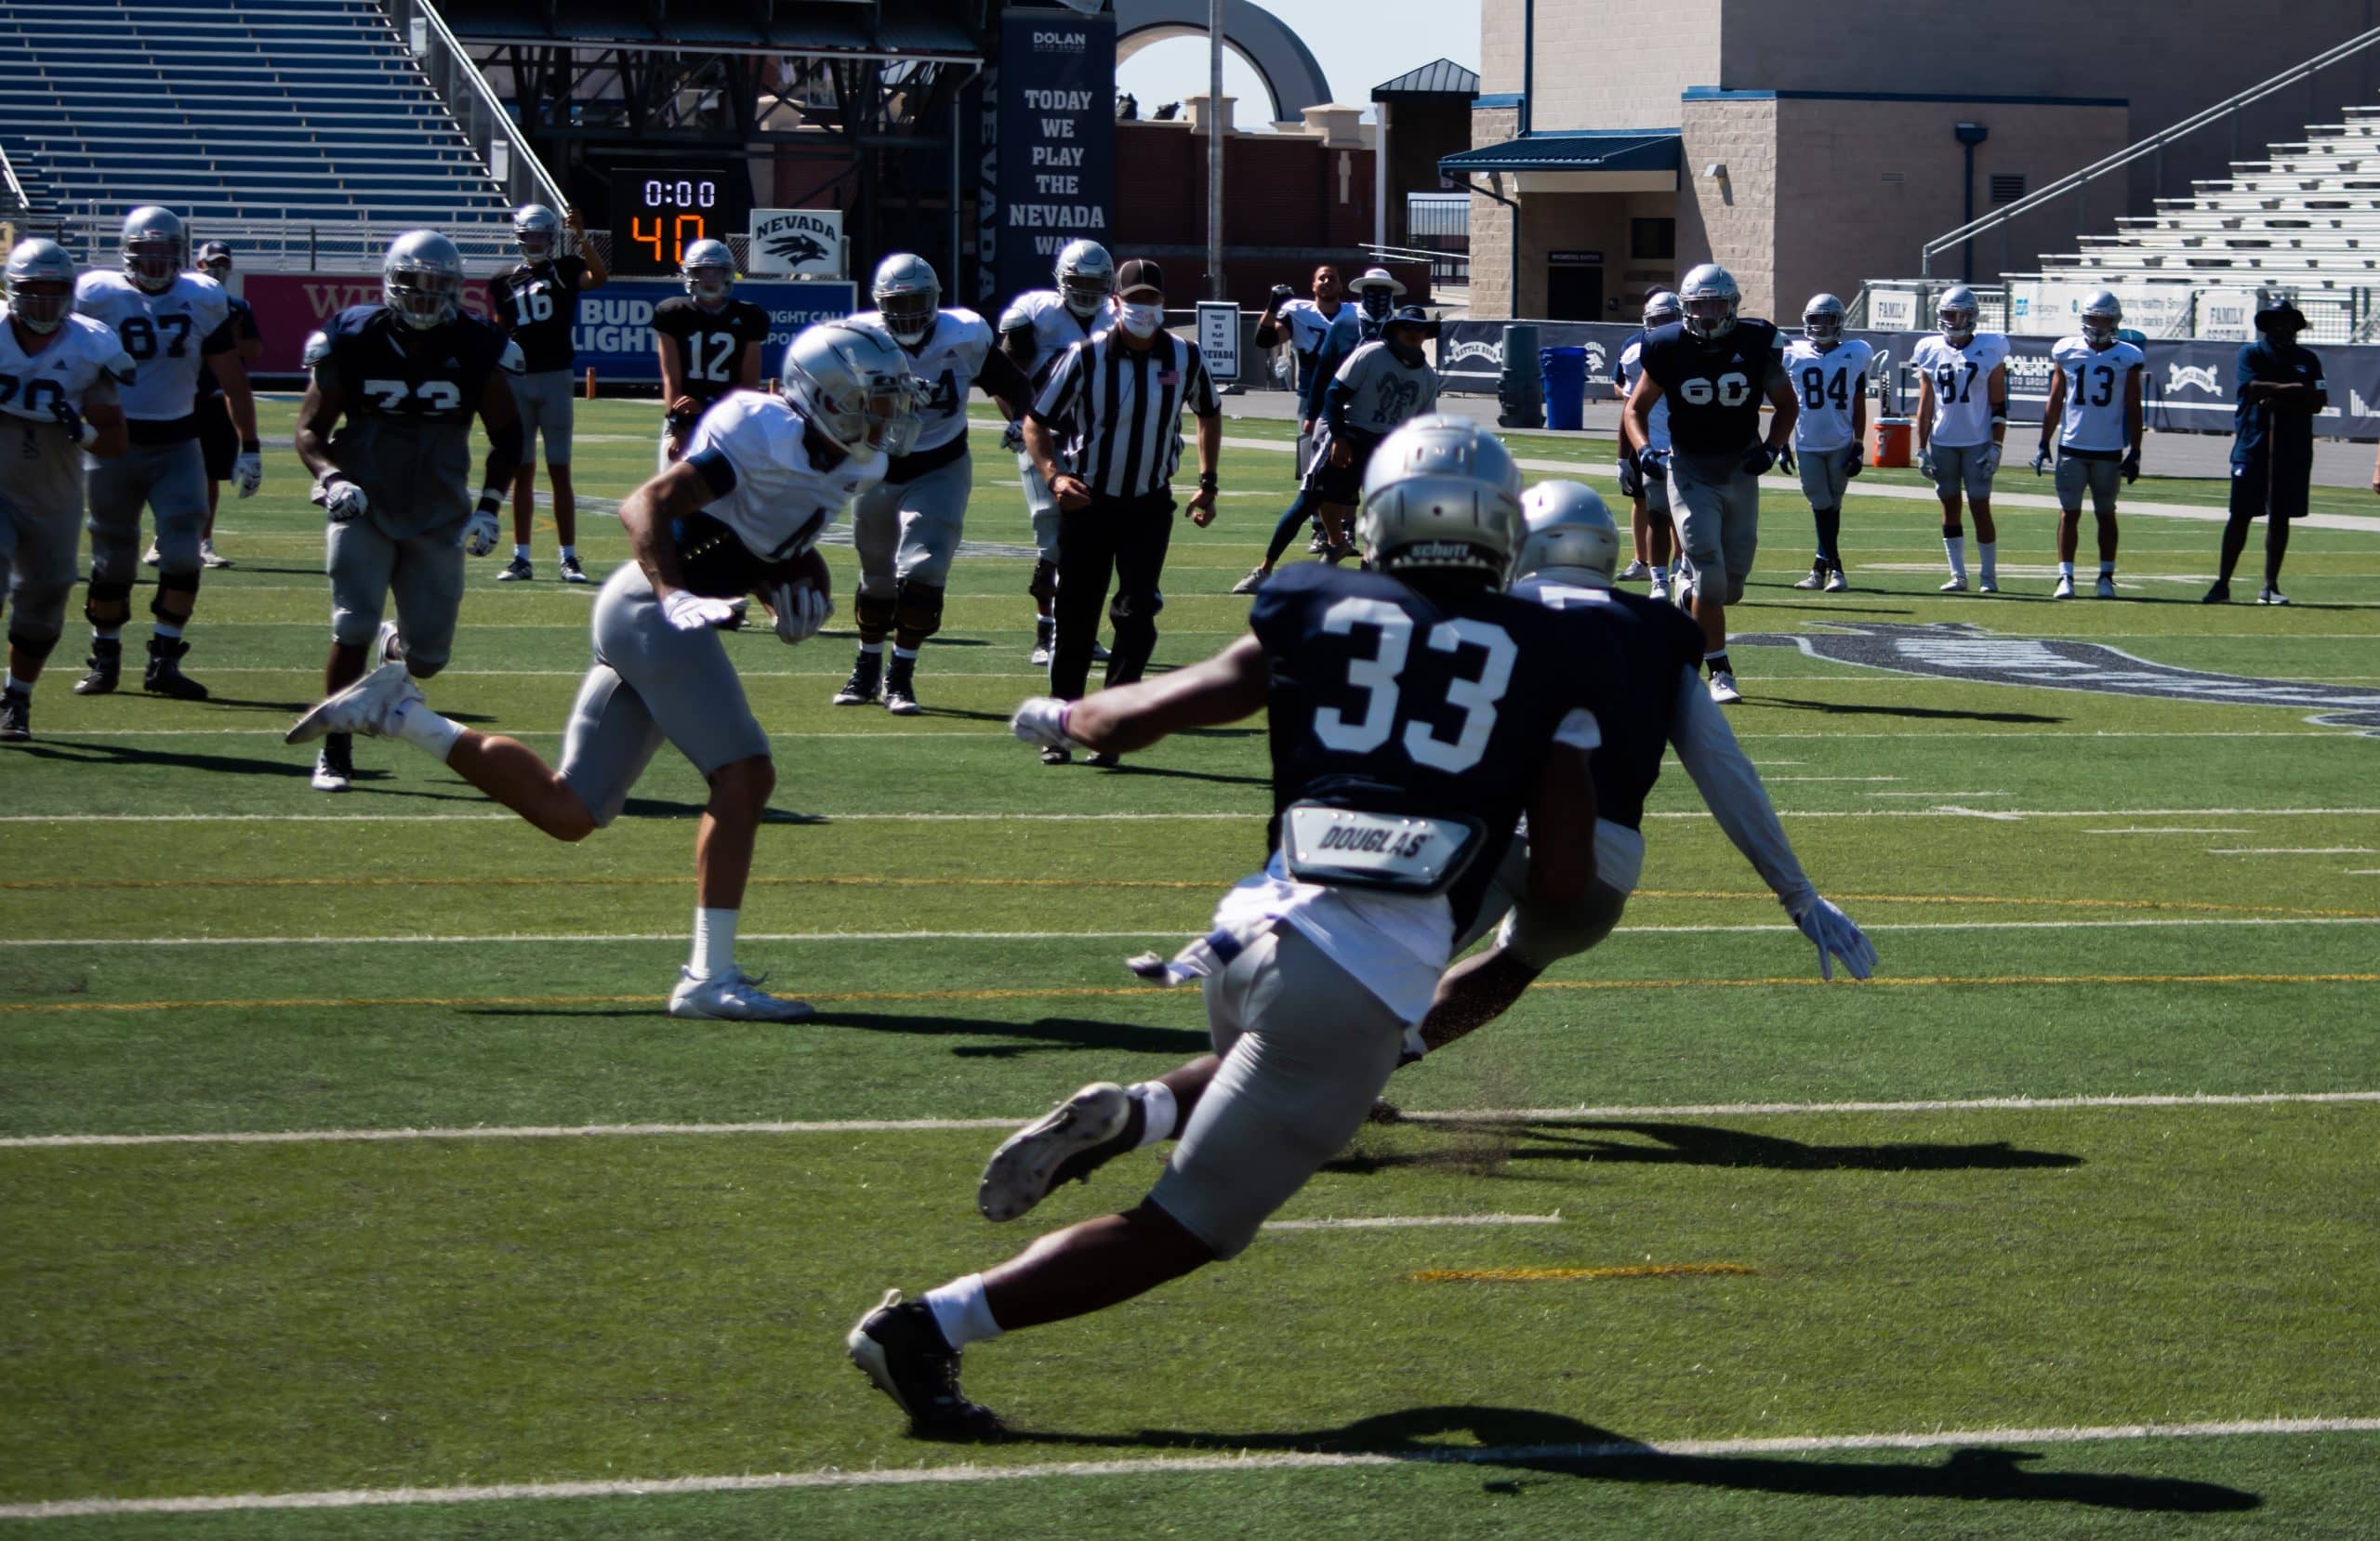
[7,629,59,663]
[1109,586,1166,626]
[894,582,945,640]
[404,656,447,680]
[853,589,899,637]
[151,568,200,619]
[85,579,134,626]
[1028,559,1059,604]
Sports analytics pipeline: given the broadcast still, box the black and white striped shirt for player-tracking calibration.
[1029,329,1221,499]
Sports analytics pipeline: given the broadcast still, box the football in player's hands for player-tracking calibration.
[759,547,833,623]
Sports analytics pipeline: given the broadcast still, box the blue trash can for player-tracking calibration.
[1540,345,1588,430]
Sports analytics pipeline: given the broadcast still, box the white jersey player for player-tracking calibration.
[1783,294,1871,592]
[998,239,1115,663]
[1613,291,1679,598]
[1,238,133,741]
[1302,308,1440,559]
[286,323,917,1022]
[1911,286,2009,592]
[835,254,1034,716]
[2037,290,2146,599]
[72,206,262,700]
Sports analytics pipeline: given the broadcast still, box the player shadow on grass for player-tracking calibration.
[1009,1406,2256,1513]
[800,1008,1210,1057]
[1752,695,2065,725]
[1324,1120,2080,1175]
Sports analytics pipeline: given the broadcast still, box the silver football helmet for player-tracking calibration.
[1356,415,1524,579]
[782,321,919,458]
[1678,263,1739,340]
[1804,292,1845,345]
[2080,289,2122,346]
[1054,239,1115,318]
[6,237,77,334]
[514,204,562,263]
[1643,289,1683,328]
[681,237,736,305]
[121,205,185,295]
[1937,284,1979,345]
[1512,481,1620,588]
[870,252,941,346]
[383,230,464,331]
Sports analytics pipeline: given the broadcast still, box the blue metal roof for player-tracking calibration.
[1440,129,1681,174]
[1372,59,1480,99]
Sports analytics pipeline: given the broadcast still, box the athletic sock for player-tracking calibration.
[3,671,26,695]
[559,544,576,561]
[93,626,122,643]
[892,646,919,662]
[1130,1081,1179,1146]
[858,640,885,657]
[385,696,464,760]
[924,1274,1004,1350]
[688,906,737,980]
[151,620,183,640]
[1705,649,1731,677]
[1943,534,1967,578]
[512,544,531,561]
[1813,507,1842,569]
[1651,564,1669,585]
[2058,560,2076,578]
[2098,560,2116,578]
[1977,542,1997,584]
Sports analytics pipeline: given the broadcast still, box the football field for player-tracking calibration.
[3,398,2377,1537]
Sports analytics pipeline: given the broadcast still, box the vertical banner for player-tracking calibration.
[1196,301,1241,383]
[995,9,1116,312]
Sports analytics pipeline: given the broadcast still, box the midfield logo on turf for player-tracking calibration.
[1733,622,2380,734]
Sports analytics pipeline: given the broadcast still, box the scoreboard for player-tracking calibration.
[609,170,749,276]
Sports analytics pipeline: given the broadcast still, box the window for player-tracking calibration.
[1990,172,2029,204]
[1630,217,1675,260]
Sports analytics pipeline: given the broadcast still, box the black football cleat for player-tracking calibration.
[142,637,209,700]
[73,637,121,695]
[883,652,921,717]
[846,1290,1003,1438]
[832,651,882,706]
[0,687,28,742]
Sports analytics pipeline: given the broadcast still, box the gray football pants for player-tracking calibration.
[87,440,208,581]
[326,517,467,675]
[853,454,972,595]
[0,488,81,646]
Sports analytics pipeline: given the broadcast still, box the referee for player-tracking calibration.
[1023,258,1222,766]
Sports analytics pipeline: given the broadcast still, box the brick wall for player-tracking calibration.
[1676,96,1777,314]
[1464,107,1520,316]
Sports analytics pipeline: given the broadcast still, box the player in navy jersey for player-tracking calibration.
[293,231,524,791]
[848,415,1611,1436]
[1622,263,1797,704]
[487,204,608,583]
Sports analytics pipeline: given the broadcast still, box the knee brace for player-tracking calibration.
[893,581,945,640]
[1028,559,1059,604]
[151,568,200,619]
[1725,573,1748,606]
[853,589,899,639]
[85,579,134,626]
[7,628,60,663]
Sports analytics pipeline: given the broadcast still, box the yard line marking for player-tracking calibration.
[1867,790,2009,797]
[4,972,2372,1021]
[1760,776,1902,783]
[2086,827,2252,835]
[9,806,2380,825]
[4,1416,2375,1518]
[1409,1263,1753,1283]
[2210,847,2376,855]
[1263,1212,1564,1232]
[7,1090,2374,1150]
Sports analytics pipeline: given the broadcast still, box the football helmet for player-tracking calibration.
[513,204,562,263]
[1054,239,1115,318]
[1512,481,1620,587]
[1937,284,1979,344]
[782,321,919,457]
[5,237,77,334]
[2080,289,2122,346]
[1356,415,1523,578]
[1679,263,1739,340]
[681,238,736,305]
[382,230,464,331]
[870,252,941,346]
[121,205,185,295]
[1804,292,1845,344]
[1643,289,1683,328]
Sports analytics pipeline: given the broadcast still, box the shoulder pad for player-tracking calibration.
[302,329,333,369]
[101,344,137,384]
[997,302,1033,332]
[498,340,526,375]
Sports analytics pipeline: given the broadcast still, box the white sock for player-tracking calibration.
[1977,542,1996,582]
[513,544,531,561]
[94,626,122,642]
[1943,535,1967,577]
[4,671,26,694]
[559,544,576,561]
[892,646,919,662]
[152,620,183,640]
[1131,1081,1179,1146]
[2058,560,2075,577]
[858,640,885,657]
[385,696,463,760]
[1651,564,1669,583]
[688,906,738,979]
[923,1273,1004,1349]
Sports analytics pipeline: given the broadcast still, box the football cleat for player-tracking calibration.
[978,1081,1131,1222]
[1793,563,1827,590]
[311,735,354,793]
[1939,574,1968,593]
[1029,617,1055,666]
[1091,638,1111,664]
[1086,749,1121,768]
[1306,532,1329,555]
[496,556,533,582]
[0,687,28,742]
[2096,573,2118,599]
[1230,565,1269,595]
[2202,580,2231,604]
[73,638,121,695]
[199,540,231,569]
[1620,559,1650,580]
[883,653,921,717]
[1824,566,1849,593]
[1039,744,1071,766]
[2258,586,2290,606]
[667,966,815,1022]
[1977,576,1998,594]
[2052,574,2075,599]
[142,637,209,700]
[846,1290,1002,1438]
[1648,575,1670,603]
[833,652,883,705]
[375,619,405,665]
[1708,670,1742,705]
[284,661,419,744]
[559,553,589,585]
[141,542,161,568]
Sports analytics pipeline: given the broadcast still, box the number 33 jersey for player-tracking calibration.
[73,270,233,435]
[305,304,521,539]
[1911,331,2010,447]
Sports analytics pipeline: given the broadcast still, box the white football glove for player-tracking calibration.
[663,588,747,632]
[1009,695,1076,752]
[232,449,263,498]
[1977,442,2003,479]
[1000,417,1026,454]
[462,508,502,557]
[1784,891,1876,982]
[312,475,369,522]
[766,579,833,645]
[1917,446,1937,481]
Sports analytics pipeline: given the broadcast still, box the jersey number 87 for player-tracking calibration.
[1313,598,1516,774]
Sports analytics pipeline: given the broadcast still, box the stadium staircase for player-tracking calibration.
[0,0,509,227]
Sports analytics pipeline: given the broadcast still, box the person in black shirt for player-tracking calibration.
[2212,301,2326,605]
[651,238,769,469]
[486,204,608,583]
[185,241,259,569]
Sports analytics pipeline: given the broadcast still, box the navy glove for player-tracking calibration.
[1740,442,1778,477]
[1266,283,1295,312]
[1843,443,1863,479]
[2121,446,2141,483]
[48,396,92,447]
[1635,443,1671,479]
[1777,444,1797,475]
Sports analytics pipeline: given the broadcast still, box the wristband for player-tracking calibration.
[1988,415,2007,428]
[241,439,262,454]
[1197,472,1219,492]
[474,485,507,516]
[310,471,350,504]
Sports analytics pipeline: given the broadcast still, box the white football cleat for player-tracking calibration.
[1648,575,1670,603]
[141,542,161,567]
[1824,567,1849,593]
[1793,565,1826,591]
[1620,559,1650,580]
[310,743,352,793]
[1977,575,1999,594]
[2052,574,2075,599]
[1708,670,1742,705]
[2096,573,2118,599]
[1939,574,1967,593]
[668,966,815,1022]
[284,661,420,744]
[199,540,231,569]
[2258,586,2291,606]
[978,1081,1131,1222]
[374,619,405,665]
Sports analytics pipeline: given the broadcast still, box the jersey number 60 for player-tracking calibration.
[1678,372,1751,407]
[1312,597,1517,774]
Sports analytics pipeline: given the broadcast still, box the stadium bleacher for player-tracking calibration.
[0,0,510,229]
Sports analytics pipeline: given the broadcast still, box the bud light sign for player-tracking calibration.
[567,279,859,382]
[994,10,1116,306]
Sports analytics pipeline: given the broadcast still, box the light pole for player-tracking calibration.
[1208,0,1224,299]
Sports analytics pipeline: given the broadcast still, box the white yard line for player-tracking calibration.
[2210,847,2375,855]
[2086,827,2251,835]
[1263,1212,1563,1231]
[4,1416,2375,1519]
[6,1090,2373,1152]
[9,807,2380,826]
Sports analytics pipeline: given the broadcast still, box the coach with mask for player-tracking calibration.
[1023,258,1222,766]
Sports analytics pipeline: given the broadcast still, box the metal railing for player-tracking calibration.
[1406,192,1470,240]
[1846,280,2009,334]
[1921,24,2380,275]
[33,212,614,274]
[0,144,28,217]
[1361,241,1469,289]
[383,0,565,213]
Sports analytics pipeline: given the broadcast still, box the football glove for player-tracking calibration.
[1842,443,1863,479]
[1266,283,1296,312]
[999,416,1025,454]
[1740,442,1778,478]
[1977,442,2002,480]
[2121,446,2141,483]
[1616,451,1643,499]
[662,589,747,632]
[1777,444,1797,475]
[1009,695,1077,752]
[462,492,503,556]
[312,474,368,522]
[2031,443,2053,476]
[48,396,95,448]
[1784,891,1876,982]
[231,445,263,498]
[1635,443,1672,479]
[766,579,832,645]
[1917,446,1937,481]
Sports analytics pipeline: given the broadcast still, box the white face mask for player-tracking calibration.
[1118,300,1163,338]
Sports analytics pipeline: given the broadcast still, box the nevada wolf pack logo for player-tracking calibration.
[1733,621,2380,734]
[765,230,831,267]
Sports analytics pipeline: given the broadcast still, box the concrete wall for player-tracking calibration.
[1116,121,1374,250]
[1480,0,1718,129]
[1675,95,1776,313]
[1465,106,1520,316]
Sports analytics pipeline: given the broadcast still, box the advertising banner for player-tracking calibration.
[1197,301,1241,383]
[993,9,1116,310]
[748,208,845,278]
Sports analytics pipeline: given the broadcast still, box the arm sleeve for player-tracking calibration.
[1669,668,1815,905]
[1322,369,1355,434]
[1029,342,1082,427]
[975,342,1035,414]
